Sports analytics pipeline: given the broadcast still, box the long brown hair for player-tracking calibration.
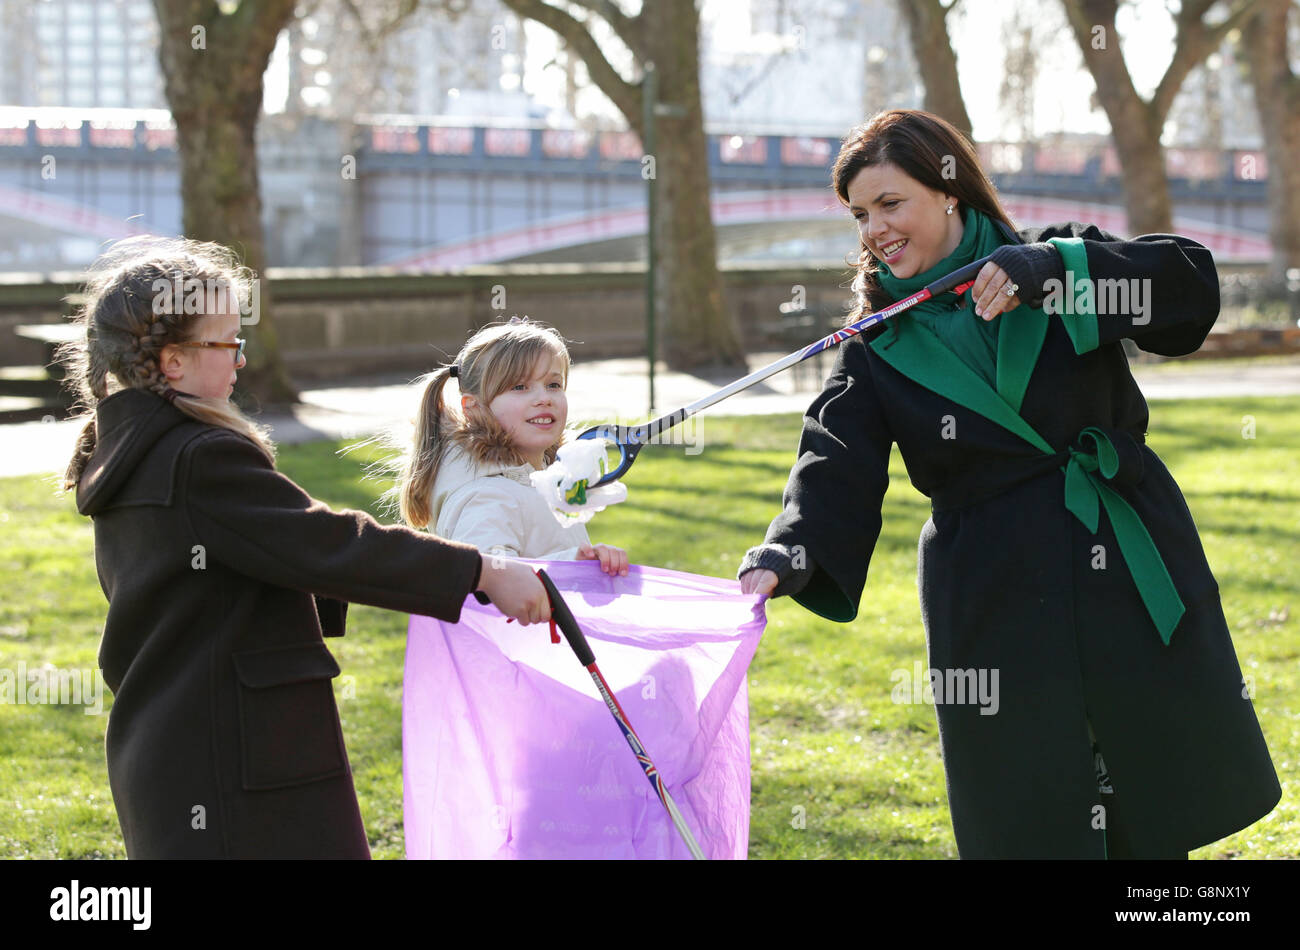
[393,318,571,530]
[58,236,275,489]
[831,109,1017,321]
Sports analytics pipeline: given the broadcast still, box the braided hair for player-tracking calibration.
[59,236,275,489]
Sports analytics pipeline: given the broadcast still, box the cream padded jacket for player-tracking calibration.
[430,443,590,559]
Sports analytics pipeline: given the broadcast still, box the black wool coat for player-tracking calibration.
[76,388,482,858]
[759,223,1281,858]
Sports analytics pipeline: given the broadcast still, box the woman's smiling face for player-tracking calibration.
[846,162,964,279]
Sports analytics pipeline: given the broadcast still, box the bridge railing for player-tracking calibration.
[0,110,1271,188]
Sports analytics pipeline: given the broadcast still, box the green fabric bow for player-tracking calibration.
[1063,428,1185,645]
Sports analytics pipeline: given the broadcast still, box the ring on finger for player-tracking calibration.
[1004,282,1018,297]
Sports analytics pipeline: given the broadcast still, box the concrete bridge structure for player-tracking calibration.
[0,111,1275,274]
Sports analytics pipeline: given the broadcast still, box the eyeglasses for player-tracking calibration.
[175,339,245,361]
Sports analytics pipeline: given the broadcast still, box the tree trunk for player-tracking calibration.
[152,0,298,404]
[1242,0,1300,281]
[171,107,295,403]
[498,0,745,372]
[644,0,744,370]
[1062,0,1173,235]
[1104,103,1172,237]
[897,0,974,138]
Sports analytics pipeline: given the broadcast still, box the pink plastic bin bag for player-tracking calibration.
[403,561,766,859]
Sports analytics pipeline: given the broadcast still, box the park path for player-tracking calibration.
[2,353,1297,479]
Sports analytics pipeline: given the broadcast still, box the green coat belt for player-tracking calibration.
[868,238,1184,644]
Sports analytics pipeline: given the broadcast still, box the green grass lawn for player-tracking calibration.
[1,398,1296,859]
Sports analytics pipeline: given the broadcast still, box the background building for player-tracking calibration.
[699,0,921,135]
[1,0,165,109]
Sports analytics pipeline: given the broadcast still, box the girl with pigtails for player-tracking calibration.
[738,110,1280,859]
[62,236,549,859]
[391,318,628,575]
[386,318,631,859]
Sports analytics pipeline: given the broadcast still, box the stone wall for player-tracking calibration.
[0,264,856,378]
[3,263,1294,380]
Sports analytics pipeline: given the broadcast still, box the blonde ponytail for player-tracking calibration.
[398,367,455,530]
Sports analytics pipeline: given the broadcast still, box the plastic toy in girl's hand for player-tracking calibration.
[531,438,628,525]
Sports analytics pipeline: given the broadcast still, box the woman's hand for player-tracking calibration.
[970,261,1021,321]
[577,543,629,576]
[477,556,551,625]
[981,241,1066,314]
[740,569,778,596]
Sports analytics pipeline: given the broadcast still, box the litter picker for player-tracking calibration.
[576,253,991,488]
[472,572,707,859]
[535,569,706,859]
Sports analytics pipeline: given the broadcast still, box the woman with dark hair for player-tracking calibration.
[737,109,1280,859]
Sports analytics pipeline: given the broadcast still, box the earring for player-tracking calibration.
[945,204,954,215]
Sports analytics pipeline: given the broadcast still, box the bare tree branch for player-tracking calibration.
[898,0,973,135]
[563,0,646,60]
[1202,0,1264,45]
[499,0,644,130]
[1151,0,1261,122]
[338,0,421,54]
[223,0,298,93]
[1061,0,1263,233]
[1064,0,1157,130]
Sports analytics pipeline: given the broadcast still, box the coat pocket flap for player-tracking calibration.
[233,642,340,689]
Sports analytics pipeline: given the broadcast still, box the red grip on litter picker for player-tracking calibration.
[473,583,560,642]
[535,569,596,667]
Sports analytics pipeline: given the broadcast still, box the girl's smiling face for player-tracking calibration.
[846,161,964,279]
[484,350,568,469]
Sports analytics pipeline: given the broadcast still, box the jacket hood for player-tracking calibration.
[76,388,193,516]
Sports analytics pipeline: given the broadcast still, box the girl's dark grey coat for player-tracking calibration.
[757,223,1281,858]
[76,388,483,858]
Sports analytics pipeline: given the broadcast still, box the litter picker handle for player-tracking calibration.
[925,255,988,297]
[473,574,596,667]
[535,568,595,666]
[473,568,707,858]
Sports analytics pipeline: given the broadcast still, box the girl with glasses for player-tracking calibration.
[59,236,550,858]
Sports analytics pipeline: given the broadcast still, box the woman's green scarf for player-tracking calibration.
[875,206,1017,389]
